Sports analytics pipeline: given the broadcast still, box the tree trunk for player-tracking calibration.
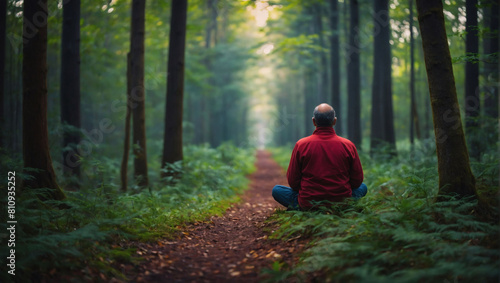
[5,45,22,154]
[22,0,65,200]
[201,0,214,145]
[120,53,132,192]
[417,34,432,139]
[162,0,188,171]
[206,0,221,147]
[347,0,361,148]
[370,0,396,156]
[483,0,499,120]
[304,69,316,136]
[130,0,148,187]
[379,0,396,153]
[482,0,499,154]
[416,0,477,200]
[465,0,480,160]
[409,0,421,142]
[314,3,328,103]
[60,0,81,181]
[208,0,220,147]
[0,0,6,149]
[330,0,342,135]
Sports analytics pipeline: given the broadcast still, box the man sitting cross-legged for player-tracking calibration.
[272,103,368,210]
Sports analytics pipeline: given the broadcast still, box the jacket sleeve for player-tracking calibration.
[286,143,302,191]
[349,145,364,190]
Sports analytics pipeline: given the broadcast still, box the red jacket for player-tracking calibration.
[286,127,364,209]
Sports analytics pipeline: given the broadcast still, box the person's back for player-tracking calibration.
[272,103,367,210]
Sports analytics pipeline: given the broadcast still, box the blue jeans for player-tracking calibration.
[272,183,368,210]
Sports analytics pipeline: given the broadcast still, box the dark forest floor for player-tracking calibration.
[122,150,306,282]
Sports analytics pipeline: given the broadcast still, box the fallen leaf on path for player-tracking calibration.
[265,251,282,259]
[230,271,241,276]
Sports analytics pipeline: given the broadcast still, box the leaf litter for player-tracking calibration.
[121,150,307,282]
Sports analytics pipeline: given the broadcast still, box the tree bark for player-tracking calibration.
[482,0,499,154]
[330,0,342,135]
[347,0,361,148]
[208,0,220,148]
[465,0,480,160]
[121,53,132,192]
[483,0,499,119]
[370,0,396,156]
[22,0,65,200]
[201,0,215,145]
[304,70,315,136]
[314,3,328,103]
[60,0,81,180]
[130,0,148,187]
[409,0,418,144]
[162,0,188,171]
[416,0,477,200]
[0,0,6,149]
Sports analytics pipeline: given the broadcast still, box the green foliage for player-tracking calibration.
[267,146,293,169]
[0,145,255,282]
[266,142,500,282]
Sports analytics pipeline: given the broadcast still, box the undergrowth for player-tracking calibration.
[0,143,255,282]
[266,139,500,282]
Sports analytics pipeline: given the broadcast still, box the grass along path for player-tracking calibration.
[128,150,304,282]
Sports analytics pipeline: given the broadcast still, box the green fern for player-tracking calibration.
[267,140,500,282]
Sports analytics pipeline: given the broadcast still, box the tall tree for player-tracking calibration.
[162,0,188,171]
[330,0,341,135]
[370,0,396,155]
[483,0,499,119]
[347,0,361,147]
[198,0,217,145]
[129,0,148,187]
[465,0,480,160]
[120,53,132,192]
[207,0,220,147]
[409,0,421,144]
[22,0,65,200]
[301,5,317,137]
[60,0,81,180]
[416,0,477,200]
[313,2,328,103]
[304,69,315,136]
[0,0,6,149]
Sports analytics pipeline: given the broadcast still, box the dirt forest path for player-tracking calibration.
[132,150,305,282]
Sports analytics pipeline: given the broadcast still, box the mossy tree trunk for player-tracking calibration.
[416,0,477,201]
[22,0,65,200]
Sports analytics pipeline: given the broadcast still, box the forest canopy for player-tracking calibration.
[2,0,498,159]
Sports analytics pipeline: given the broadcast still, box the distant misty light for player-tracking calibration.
[249,0,270,27]
[257,43,274,55]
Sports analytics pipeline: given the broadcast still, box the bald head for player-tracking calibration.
[313,103,336,127]
[315,103,334,113]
